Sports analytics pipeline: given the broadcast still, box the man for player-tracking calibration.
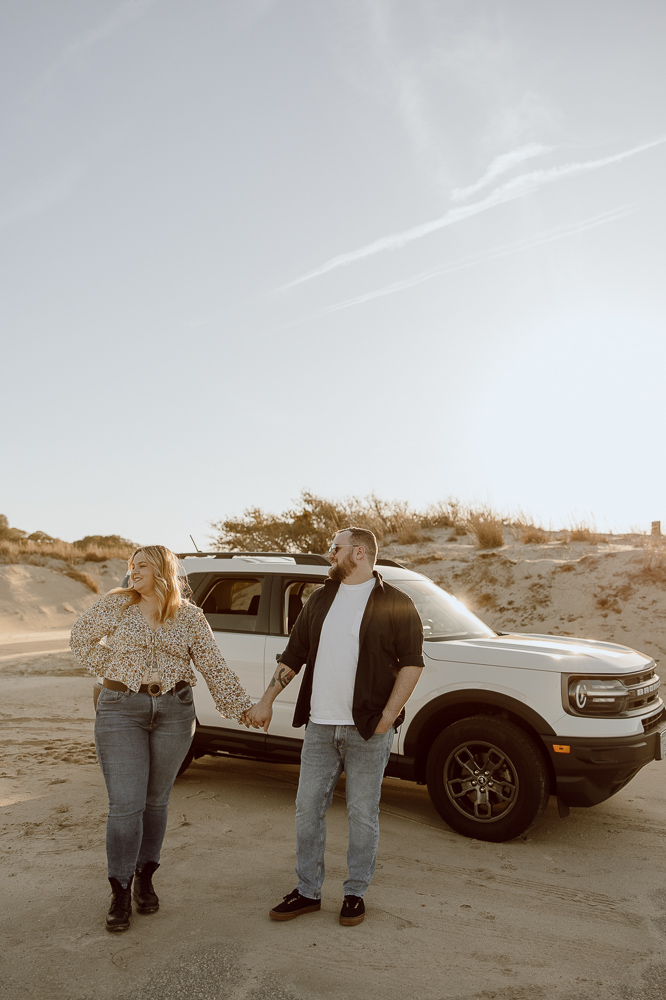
[244,526,424,926]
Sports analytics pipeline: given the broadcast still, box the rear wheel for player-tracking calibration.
[425,716,549,842]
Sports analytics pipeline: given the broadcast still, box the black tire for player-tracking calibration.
[176,745,195,778]
[425,715,549,842]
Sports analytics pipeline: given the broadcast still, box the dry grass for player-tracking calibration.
[466,509,504,550]
[421,500,467,531]
[62,569,99,593]
[512,512,550,545]
[632,540,666,586]
[520,525,549,544]
[642,533,666,570]
[394,525,434,545]
[568,521,600,544]
[0,538,132,566]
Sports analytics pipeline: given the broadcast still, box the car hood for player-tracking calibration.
[424,632,655,675]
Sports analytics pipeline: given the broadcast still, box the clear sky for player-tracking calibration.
[2,0,666,550]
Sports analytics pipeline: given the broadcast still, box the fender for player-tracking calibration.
[403,689,556,760]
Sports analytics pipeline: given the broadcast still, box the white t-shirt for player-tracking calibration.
[310,577,375,726]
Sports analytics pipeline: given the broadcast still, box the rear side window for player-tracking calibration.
[200,577,263,633]
[282,580,324,634]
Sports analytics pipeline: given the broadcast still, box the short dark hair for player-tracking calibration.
[344,526,378,567]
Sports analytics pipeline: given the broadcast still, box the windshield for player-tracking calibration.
[393,579,495,641]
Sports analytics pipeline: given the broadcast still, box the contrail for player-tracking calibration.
[262,206,630,340]
[451,143,554,203]
[281,137,664,291]
[317,206,631,313]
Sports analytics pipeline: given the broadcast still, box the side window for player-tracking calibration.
[200,577,263,633]
[283,580,324,635]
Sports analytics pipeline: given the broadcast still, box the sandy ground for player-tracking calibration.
[2,535,666,1000]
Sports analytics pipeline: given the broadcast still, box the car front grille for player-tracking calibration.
[624,667,661,712]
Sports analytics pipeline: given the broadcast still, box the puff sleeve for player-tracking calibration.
[187,608,252,721]
[69,594,129,676]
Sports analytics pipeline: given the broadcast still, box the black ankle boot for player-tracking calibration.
[106,876,133,932]
[133,861,160,914]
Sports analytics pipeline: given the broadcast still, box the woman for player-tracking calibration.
[70,545,251,932]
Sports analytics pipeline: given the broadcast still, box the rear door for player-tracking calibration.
[265,573,326,738]
[191,572,270,727]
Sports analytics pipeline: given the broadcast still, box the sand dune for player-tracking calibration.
[0,558,127,634]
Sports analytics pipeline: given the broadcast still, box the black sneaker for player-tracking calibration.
[269,889,321,921]
[339,894,365,926]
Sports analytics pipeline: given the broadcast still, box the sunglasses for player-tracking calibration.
[328,542,357,555]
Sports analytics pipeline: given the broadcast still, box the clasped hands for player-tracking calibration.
[240,702,272,732]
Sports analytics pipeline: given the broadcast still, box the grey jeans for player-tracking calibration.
[295,722,394,899]
[94,684,195,883]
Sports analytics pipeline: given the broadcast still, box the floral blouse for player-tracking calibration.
[70,593,252,722]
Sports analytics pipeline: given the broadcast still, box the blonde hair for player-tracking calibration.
[109,545,190,623]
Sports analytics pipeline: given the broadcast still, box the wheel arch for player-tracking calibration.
[405,691,556,789]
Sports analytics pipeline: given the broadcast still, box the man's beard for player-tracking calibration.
[328,551,355,583]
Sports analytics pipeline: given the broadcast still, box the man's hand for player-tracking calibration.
[374,666,423,735]
[244,701,273,732]
[374,714,394,734]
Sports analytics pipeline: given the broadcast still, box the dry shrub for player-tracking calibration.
[394,524,433,545]
[520,525,549,544]
[467,508,504,550]
[212,492,386,553]
[634,566,666,586]
[211,491,437,554]
[554,562,576,573]
[512,512,549,545]
[642,534,666,570]
[0,536,132,566]
[421,499,467,531]
[568,521,599,544]
[632,540,666,586]
[62,569,99,593]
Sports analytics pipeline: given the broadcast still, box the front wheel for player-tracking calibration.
[425,716,549,842]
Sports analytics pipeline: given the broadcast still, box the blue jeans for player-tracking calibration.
[94,685,196,883]
[295,722,394,899]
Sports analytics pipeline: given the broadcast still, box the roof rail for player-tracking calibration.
[176,551,330,566]
[177,552,408,570]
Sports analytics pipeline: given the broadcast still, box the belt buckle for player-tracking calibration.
[146,681,162,696]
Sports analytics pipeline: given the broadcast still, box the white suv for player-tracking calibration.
[177,551,665,842]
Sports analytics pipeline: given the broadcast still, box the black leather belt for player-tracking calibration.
[102,678,188,697]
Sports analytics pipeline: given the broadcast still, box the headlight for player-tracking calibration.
[567,677,629,715]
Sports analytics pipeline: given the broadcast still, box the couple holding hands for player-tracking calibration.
[70,529,424,932]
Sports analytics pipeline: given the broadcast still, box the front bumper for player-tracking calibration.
[541,728,664,808]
